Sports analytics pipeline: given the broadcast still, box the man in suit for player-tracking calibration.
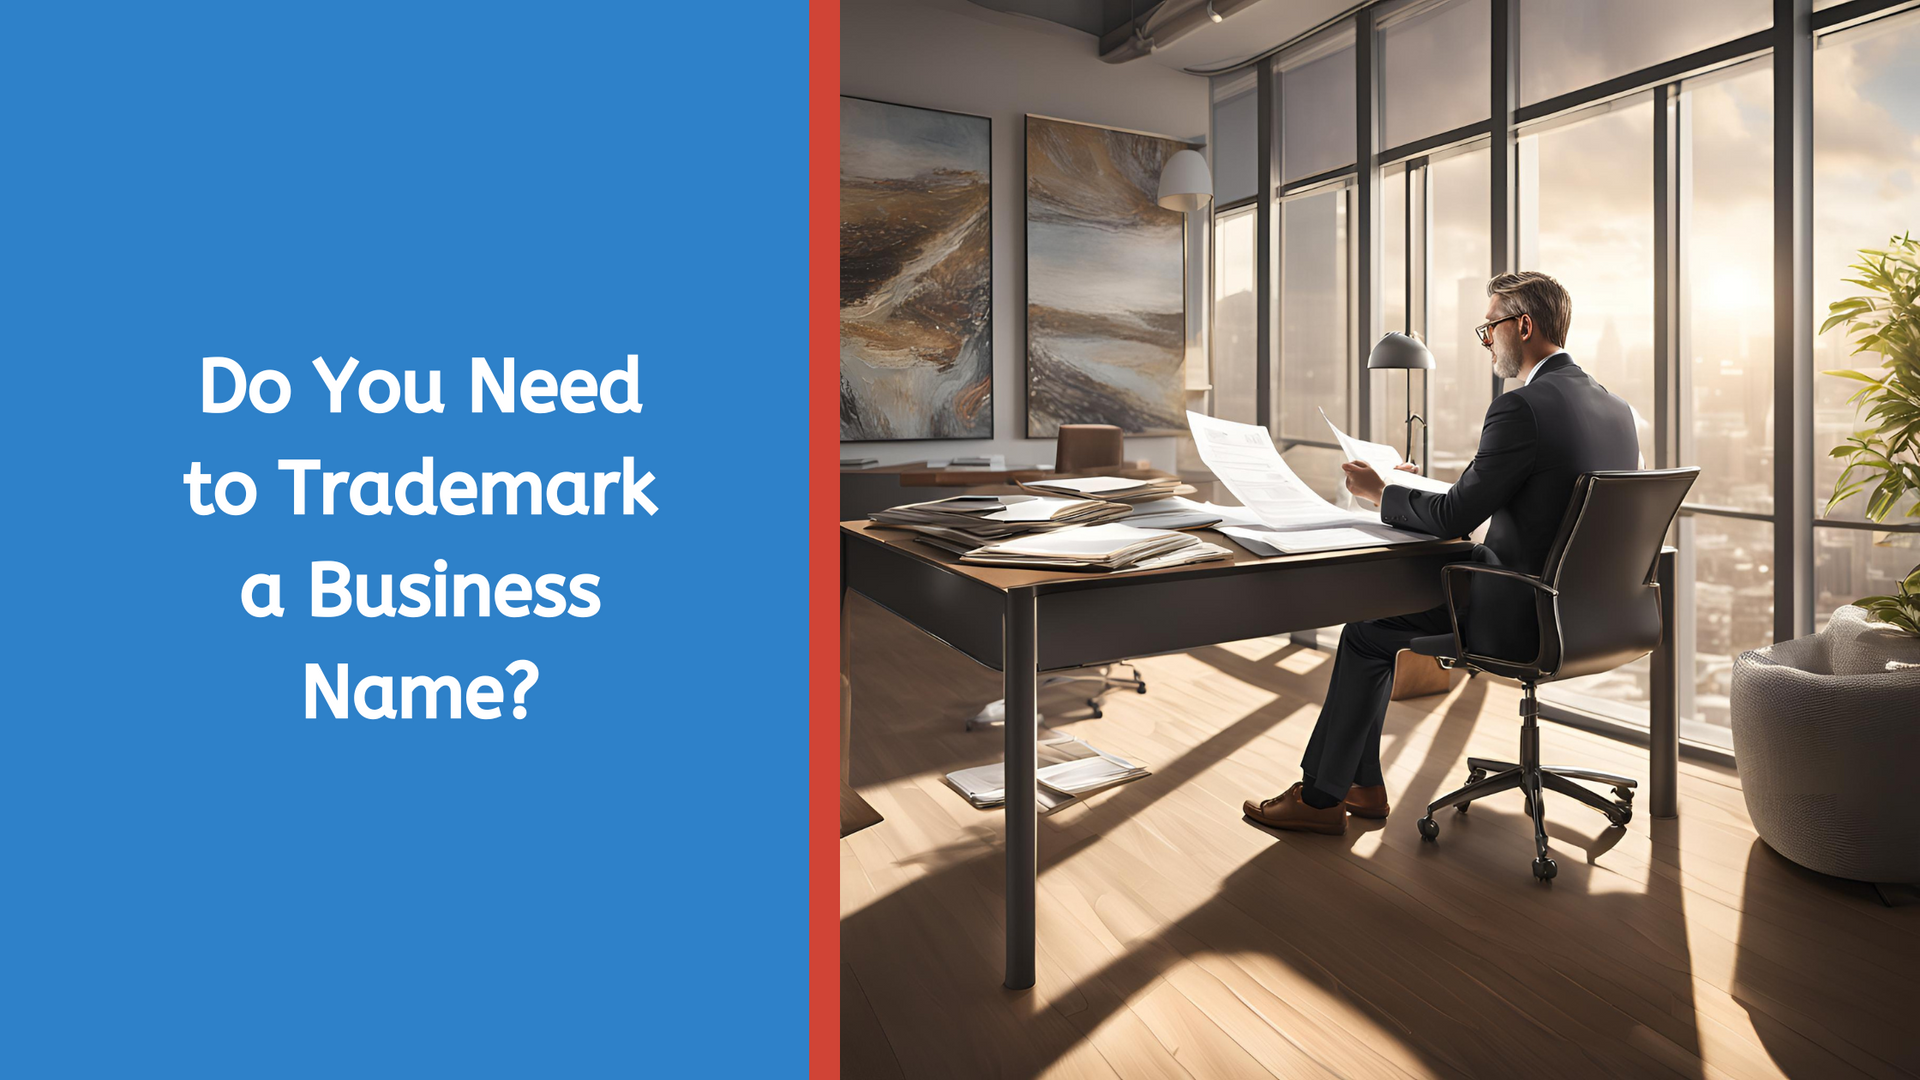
[1245,271,1641,834]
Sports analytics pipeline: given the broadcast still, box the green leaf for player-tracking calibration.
[1823,368,1885,383]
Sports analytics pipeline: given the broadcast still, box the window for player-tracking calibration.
[1682,60,1776,739]
[1688,64,1776,514]
[1521,100,1657,722]
[1427,146,1493,482]
[1212,205,1259,424]
[1812,11,1920,626]
[1380,0,1492,149]
[1279,186,1351,496]
[1212,72,1259,206]
[1520,100,1657,466]
[1379,164,1412,456]
[1516,0,1771,106]
[1280,42,1355,183]
[1217,0,1920,746]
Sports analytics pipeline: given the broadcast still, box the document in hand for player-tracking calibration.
[1186,411,1440,554]
[1319,407,1453,496]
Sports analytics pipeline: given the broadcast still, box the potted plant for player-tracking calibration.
[1821,231,1920,636]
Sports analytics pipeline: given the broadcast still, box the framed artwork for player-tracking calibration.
[840,96,993,441]
[1025,114,1195,437]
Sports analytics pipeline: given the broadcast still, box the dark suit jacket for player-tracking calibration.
[1379,352,1640,660]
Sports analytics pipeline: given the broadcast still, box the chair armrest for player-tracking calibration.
[1440,563,1558,597]
[1436,563,1559,673]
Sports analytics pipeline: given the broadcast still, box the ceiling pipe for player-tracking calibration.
[1177,0,1377,76]
[1099,0,1264,63]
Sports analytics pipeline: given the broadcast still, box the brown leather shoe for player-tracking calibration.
[1344,784,1391,819]
[1244,783,1348,834]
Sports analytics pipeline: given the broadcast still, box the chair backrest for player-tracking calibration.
[1535,468,1698,681]
[1054,424,1124,475]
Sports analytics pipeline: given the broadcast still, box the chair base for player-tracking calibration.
[1416,681,1635,880]
[964,665,1147,730]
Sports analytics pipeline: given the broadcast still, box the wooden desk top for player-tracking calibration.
[840,520,1472,594]
[842,461,1166,486]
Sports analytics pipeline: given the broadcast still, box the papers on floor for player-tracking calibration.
[1320,407,1453,496]
[1020,474,1193,503]
[944,734,1150,812]
[870,494,1133,553]
[1186,411,1441,554]
[960,522,1232,572]
[840,457,879,468]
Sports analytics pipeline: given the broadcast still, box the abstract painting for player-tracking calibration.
[1025,115,1194,437]
[840,97,993,441]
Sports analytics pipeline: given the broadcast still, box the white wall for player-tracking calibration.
[841,0,1211,471]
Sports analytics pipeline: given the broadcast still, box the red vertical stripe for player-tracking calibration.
[809,1,842,1076]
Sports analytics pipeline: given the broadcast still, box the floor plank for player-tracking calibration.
[840,594,1920,1080]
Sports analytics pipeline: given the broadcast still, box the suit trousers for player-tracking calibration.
[1299,604,1453,803]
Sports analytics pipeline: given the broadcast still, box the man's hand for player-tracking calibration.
[1394,462,1421,475]
[1342,461,1386,505]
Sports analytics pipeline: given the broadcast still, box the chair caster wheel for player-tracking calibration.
[1087,702,1103,719]
[1467,769,1487,785]
[1455,801,1471,815]
[1612,785,1635,803]
[1611,805,1632,827]
[1532,857,1557,880]
[1135,682,1148,694]
[1417,817,1439,840]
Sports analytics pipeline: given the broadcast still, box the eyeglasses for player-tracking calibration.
[1473,312,1529,346]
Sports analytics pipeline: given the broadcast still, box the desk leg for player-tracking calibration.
[839,537,882,837]
[1004,587,1037,991]
[1650,547,1679,819]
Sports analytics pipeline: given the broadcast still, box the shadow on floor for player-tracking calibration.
[1730,838,1920,1077]
[843,601,1723,1079]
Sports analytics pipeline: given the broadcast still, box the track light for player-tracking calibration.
[1206,1,1223,22]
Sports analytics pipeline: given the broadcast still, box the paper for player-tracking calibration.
[1186,411,1377,530]
[1221,522,1437,556]
[943,735,1149,810]
[1320,407,1453,496]
[1025,475,1147,496]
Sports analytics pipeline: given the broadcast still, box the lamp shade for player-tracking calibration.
[1156,149,1213,212]
[1366,331,1435,370]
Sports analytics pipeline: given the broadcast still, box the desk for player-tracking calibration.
[840,522,1680,989]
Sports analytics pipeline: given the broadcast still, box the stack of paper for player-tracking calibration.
[1121,495,1227,531]
[1186,411,1442,554]
[870,494,1132,553]
[1320,407,1454,496]
[1020,475,1194,503]
[945,735,1150,812]
[960,522,1232,572]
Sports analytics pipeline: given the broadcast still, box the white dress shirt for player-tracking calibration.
[1521,349,1569,386]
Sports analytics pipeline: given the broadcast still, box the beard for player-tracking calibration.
[1491,344,1522,380]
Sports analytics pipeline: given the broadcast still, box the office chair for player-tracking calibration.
[966,424,1148,730]
[1409,467,1698,880]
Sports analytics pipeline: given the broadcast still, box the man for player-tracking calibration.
[1245,271,1640,834]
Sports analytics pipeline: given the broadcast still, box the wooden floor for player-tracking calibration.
[840,593,1920,1080]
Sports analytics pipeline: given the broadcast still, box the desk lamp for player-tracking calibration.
[1367,331,1434,466]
